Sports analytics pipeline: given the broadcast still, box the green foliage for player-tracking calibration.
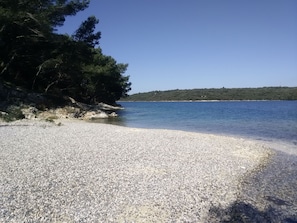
[123,87,297,101]
[82,49,131,103]
[0,106,25,122]
[0,0,131,105]
[72,15,101,47]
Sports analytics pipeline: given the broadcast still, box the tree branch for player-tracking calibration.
[0,53,16,76]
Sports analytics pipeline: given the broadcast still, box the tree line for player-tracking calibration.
[123,87,297,101]
[0,0,131,105]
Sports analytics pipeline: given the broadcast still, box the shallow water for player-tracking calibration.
[99,101,297,146]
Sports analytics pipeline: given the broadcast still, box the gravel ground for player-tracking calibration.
[0,120,280,222]
[208,140,297,223]
[226,142,297,223]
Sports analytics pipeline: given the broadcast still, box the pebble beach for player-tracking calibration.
[0,120,296,222]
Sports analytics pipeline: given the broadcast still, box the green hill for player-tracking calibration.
[122,87,297,101]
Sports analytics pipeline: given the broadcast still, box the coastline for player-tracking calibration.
[0,119,296,222]
[119,99,289,102]
[118,100,297,147]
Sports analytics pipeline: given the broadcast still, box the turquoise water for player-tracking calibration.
[112,101,297,144]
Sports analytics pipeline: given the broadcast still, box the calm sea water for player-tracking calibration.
[104,101,297,144]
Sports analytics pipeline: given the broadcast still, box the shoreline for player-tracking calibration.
[0,119,296,222]
[119,99,296,102]
[89,116,297,153]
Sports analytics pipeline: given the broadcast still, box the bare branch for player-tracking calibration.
[0,53,16,76]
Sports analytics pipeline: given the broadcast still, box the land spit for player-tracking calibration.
[0,120,295,222]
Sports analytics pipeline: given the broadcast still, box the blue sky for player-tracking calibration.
[58,0,297,94]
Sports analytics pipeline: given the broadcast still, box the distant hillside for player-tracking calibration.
[122,87,297,101]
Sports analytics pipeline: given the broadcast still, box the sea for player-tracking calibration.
[100,101,297,146]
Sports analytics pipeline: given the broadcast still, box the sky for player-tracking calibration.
[58,0,297,94]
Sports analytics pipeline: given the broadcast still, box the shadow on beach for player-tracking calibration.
[209,200,297,223]
[208,149,297,223]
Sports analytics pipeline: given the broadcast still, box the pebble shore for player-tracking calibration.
[0,120,287,222]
